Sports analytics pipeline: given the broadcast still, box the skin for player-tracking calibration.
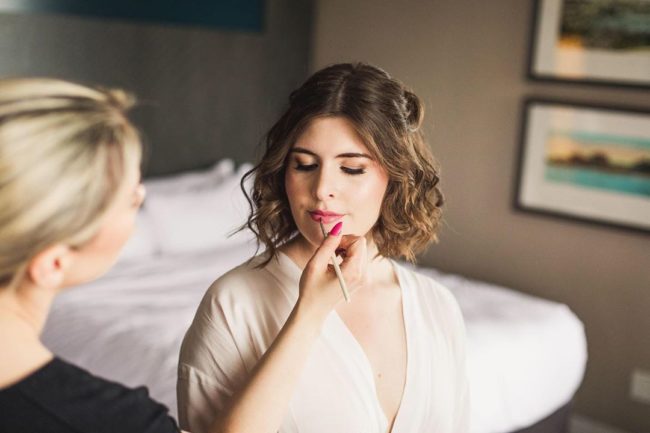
[0,161,145,388]
[279,116,408,432]
[283,115,389,255]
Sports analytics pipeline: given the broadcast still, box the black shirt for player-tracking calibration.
[0,357,180,433]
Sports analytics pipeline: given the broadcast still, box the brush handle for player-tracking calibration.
[331,257,351,302]
[319,221,351,303]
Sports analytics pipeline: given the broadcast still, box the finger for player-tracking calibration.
[341,235,366,262]
[336,234,363,255]
[307,223,343,270]
[339,236,367,275]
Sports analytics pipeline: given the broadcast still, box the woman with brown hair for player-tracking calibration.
[178,63,469,433]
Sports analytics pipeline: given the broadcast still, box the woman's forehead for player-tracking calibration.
[292,116,372,157]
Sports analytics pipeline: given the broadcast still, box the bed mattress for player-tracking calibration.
[42,246,586,433]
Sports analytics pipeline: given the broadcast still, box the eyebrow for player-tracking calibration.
[289,147,372,159]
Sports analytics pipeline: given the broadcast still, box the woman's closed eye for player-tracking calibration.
[341,166,366,175]
[295,163,318,172]
[294,163,366,175]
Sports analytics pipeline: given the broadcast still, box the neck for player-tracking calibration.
[281,234,391,284]
[0,283,55,388]
[0,282,55,337]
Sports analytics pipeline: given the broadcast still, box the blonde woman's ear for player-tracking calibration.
[27,245,73,291]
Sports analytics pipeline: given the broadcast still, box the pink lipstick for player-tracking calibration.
[309,210,343,224]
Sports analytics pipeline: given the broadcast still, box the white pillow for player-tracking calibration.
[116,208,158,262]
[143,159,235,195]
[145,164,256,255]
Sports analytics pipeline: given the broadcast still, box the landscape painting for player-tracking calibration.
[515,100,650,233]
[545,129,650,198]
[529,0,650,87]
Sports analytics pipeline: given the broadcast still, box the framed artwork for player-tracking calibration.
[528,0,650,88]
[0,0,264,32]
[514,99,650,233]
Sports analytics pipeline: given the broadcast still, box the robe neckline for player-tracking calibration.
[274,251,414,433]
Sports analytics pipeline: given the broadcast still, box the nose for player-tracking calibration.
[313,165,338,201]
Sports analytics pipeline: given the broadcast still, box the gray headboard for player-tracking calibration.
[0,0,313,176]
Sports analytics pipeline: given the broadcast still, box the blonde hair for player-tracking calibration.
[0,78,141,289]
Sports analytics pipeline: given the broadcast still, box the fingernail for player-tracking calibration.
[329,222,343,236]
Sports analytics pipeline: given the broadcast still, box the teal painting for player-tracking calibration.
[545,130,650,197]
[0,0,264,31]
[517,100,650,233]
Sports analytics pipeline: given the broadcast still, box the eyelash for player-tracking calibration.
[294,163,366,175]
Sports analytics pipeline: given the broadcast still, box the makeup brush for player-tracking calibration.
[319,220,351,303]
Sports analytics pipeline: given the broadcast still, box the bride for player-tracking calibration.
[178,62,469,433]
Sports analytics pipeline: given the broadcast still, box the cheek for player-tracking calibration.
[355,175,389,215]
[88,211,137,259]
[284,172,304,211]
[64,211,137,287]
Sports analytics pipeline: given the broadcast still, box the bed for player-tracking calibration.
[42,160,587,433]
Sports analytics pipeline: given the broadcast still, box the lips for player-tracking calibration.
[308,210,344,224]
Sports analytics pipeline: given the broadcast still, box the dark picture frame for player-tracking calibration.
[514,99,650,234]
[527,0,650,89]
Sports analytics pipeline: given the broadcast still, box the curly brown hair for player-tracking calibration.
[242,62,444,265]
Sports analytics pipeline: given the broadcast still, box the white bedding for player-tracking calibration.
[42,247,586,433]
[413,267,586,432]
